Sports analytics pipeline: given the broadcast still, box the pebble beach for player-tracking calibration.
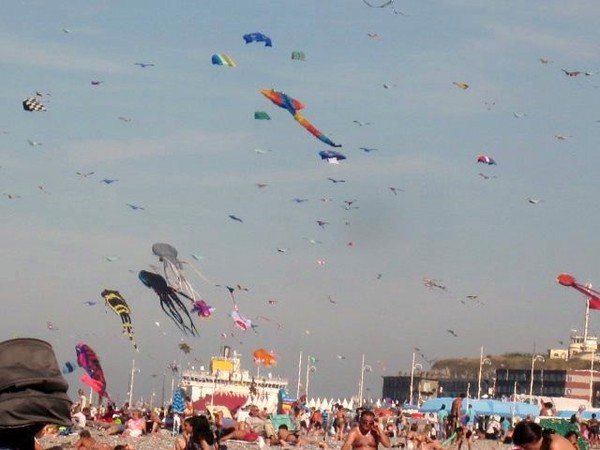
[38,428,512,450]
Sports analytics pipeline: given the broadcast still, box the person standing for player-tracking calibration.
[450,394,466,435]
[437,404,448,440]
[78,389,88,410]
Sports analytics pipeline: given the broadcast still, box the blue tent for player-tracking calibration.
[420,397,538,417]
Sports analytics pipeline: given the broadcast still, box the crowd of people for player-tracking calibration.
[0,337,597,450]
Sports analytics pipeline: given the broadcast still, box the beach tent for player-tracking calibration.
[419,397,538,417]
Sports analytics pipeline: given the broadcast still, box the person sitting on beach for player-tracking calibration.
[184,397,194,418]
[148,409,163,435]
[72,405,87,431]
[406,423,443,450]
[218,413,262,445]
[512,420,573,450]
[174,417,194,450]
[189,415,218,450]
[341,410,391,450]
[73,429,113,450]
[271,424,327,448]
[214,411,239,437]
[106,410,145,437]
[564,431,580,450]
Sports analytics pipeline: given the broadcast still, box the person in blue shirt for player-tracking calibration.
[437,405,448,440]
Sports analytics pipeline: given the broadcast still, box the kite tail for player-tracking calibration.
[81,374,111,402]
[293,113,341,148]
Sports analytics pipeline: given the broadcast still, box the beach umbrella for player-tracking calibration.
[171,387,185,414]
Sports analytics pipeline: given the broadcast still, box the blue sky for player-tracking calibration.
[2,0,600,404]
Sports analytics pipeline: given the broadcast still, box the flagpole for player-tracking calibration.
[305,354,310,399]
[584,282,592,348]
[358,353,365,406]
[296,351,303,399]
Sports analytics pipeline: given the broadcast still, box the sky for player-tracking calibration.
[2,0,600,405]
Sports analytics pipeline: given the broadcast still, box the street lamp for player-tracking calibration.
[477,346,492,399]
[529,354,545,402]
[127,359,141,406]
[409,352,423,405]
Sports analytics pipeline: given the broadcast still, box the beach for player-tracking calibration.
[38,428,512,450]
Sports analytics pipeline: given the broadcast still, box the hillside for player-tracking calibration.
[427,353,592,379]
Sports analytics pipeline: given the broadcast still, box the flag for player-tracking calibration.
[309,356,318,365]
[589,296,600,310]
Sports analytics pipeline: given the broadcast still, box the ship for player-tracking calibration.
[180,346,289,412]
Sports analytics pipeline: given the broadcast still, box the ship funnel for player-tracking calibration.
[223,345,231,358]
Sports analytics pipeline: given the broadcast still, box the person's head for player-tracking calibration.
[279,424,289,431]
[460,393,467,399]
[544,402,553,409]
[183,416,194,434]
[593,413,597,419]
[249,405,260,416]
[440,404,446,410]
[130,409,142,420]
[78,389,85,396]
[359,410,376,433]
[79,430,92,439]
[513,421,543,450]
[564,431,578,446]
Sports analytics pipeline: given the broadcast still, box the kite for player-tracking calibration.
[477,155,496,165]
[362,0,393,6]
[152,242,211,301]
[229,215,243,223]
[191,300,215,318]
[319,150,346,163]
[557,273,600,309]
[100,289,137,350]
[62,361,75,374]
[135,62,155,68]
[211,54,236,67]
[138,270,199,336]
[562,69,581,77]
[243,33,272,47]
[253,348,277,367]
[231,308,258,332]
[291,51,305,61]
[254,111,271,120]
[261,89,341,148]
[22,97,46,112]
[76,343,110,400]
[423,278,447,291]
[453,82,469,90]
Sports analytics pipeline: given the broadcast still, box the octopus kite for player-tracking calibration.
[138,270,199,336]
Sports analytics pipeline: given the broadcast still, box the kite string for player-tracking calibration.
[362,0,394,8]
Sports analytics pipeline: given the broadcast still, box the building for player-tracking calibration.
[382,368,600,408]
[495,368,600,406]
[382,373,479,404]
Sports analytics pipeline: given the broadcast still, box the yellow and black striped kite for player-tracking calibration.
[100,289,137,351]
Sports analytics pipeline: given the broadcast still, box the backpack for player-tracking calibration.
[0,338,72,429]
